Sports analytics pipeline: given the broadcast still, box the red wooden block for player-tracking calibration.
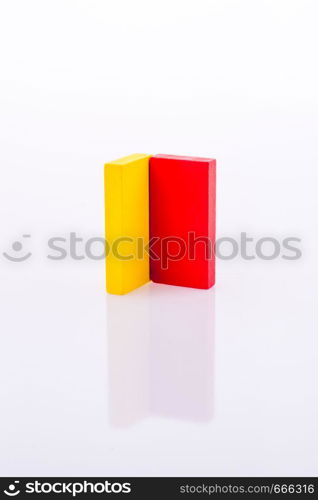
[149,154,216,289]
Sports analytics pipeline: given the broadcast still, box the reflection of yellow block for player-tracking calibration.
[104,154,151,295]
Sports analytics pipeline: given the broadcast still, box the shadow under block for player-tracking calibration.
[105,154,151,295]
[149,154,216,289]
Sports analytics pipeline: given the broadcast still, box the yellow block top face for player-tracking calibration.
[107,153,149,166]
[104,154,151,295]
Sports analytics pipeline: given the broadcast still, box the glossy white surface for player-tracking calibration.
[1,0,318,477]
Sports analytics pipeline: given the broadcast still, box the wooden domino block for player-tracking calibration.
[104,154,151,294]
[149,154,216,289]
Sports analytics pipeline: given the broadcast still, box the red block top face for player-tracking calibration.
[149,155,216,289]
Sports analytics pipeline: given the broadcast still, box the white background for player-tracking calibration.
[0,0,318,476]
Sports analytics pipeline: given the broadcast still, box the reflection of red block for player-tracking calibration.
[149,154,216,289]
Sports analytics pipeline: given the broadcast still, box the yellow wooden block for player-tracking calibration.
[104,154,151,294]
